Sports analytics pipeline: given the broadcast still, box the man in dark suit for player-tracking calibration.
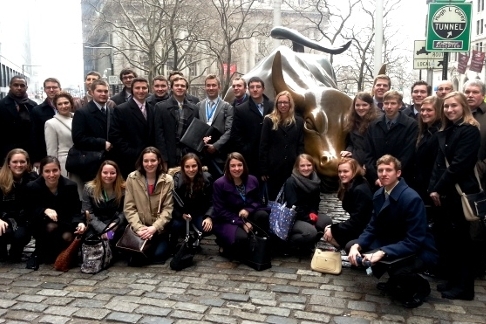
[196,74,233,176]
[231,77,248,108]
[154,76,197,168]
[365,90,418,188]
[349,154,438,308]
[230,76,273,176]
[168,71,200,104]
[0,76,37,163]
[72,79,113,181]
[31,77,62,166]
[402,81,431,120]
[146,75,170,109]
[110,77,154,178]
[110,68,137,105]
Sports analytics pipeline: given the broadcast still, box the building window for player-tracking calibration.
[478,20,480,35]
[482,19,484,34]
[483,0,485,11]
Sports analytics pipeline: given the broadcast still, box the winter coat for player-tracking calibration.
[82,185,125,234]
[172,171,213,220]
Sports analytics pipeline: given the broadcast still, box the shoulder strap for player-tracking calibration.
[444,158,483,194]
[53,115,72,132]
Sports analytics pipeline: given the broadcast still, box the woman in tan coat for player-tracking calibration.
[124,147,173,265]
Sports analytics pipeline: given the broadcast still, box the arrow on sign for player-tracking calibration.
[447,31,453,38]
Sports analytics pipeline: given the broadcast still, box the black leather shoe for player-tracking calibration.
[402,295,424,308]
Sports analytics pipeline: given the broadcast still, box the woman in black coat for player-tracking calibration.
[260,91,304,200]
[412,96,443,205]
[323,158,373,251]
[429,92,481,300]
[0,149,37,262]
[283,154,332,254]
[28,156,84,264]
[340,92,379,166]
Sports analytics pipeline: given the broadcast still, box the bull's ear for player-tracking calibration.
[272,51,305,108]
[378,64,386,75]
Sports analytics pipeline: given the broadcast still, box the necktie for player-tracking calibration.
[140,105,147,119]
[127,94,132,102]
[101,107,106,114]
[258,103,264,115]
[377,102,383,110]
[384,191,389,200]
[387,121,392,130]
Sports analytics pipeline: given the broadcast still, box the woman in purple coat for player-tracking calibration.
[212,152,269,260]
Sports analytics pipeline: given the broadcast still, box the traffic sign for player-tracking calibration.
[108,76,118,85]
[413,40,444,70]
[426,2,472,52]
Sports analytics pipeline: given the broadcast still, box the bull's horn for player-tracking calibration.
[272,51,306,108]
[378,64,386,75]
[271,26,351,55]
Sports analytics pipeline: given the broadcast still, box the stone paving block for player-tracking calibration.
[279,295,307,304]
[38,315,70,324]
[405,316,436,324]
[4,310,40,321]
[106,312,143,323]
[174,301,208,313]
[156,287,186,294]
[10,301,48,312]
[167,294,193,302]
[72,307,110,320]
[449,313,486,323]
[65,285,95,293]
[204,314,238,324]
[0,299,17,308]
[266,315,298,324]
[226,301,257,311]
[70,279,98,286]
[221,292,250,302]
[297,269,322,276]
[135,278,160,285]
[138,297,176,308]
[199,297,225,307]
[16,294,46,303]
[302,288,332,297]
[127,289,145,296]
[381,314,405,323]
[348,311,379,321]
[273,273,298,280]
[240,321,265,324]
[139,317,173,324]
[187,289,219,297]
[259,306,291,317]
[10,280,42,288]
[279,302,306,310]
[348,301,377,312]
[93,287,131,295]
[334,291,363,300]
[270,284,300,294]
[309,305,345,315]
[333,317,370,324]
[170,310,204,320]
[295,310,331,322]
[209,307,231,315]
[134,305,171,316]
[111,295,143,303]
[158,281,189,289]
[260,277,289,285]
[238,282,268,290]
[104,300,139,312]
[44,305,80,316]
[250,298,277,306]
[66,291,96,299]
[232,309,267,322]
[0,292,19,300]
[248,290,275,300]
[433,304,466,314]
[39,282,67,290]
[36,289,69,297]
[70,298,107,308]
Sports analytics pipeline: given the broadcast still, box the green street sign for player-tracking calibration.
[426,2,472,52]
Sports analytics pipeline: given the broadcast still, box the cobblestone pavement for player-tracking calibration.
[0,194,485,324]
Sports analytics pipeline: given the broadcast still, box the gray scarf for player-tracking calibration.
[291,169,320,193]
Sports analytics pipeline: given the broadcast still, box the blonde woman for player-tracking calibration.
[259,91,304,200]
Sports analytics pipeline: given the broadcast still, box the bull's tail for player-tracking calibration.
[270,26,351,54]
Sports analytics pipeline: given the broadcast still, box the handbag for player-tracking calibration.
[54,235,82,272]
[116,225,152,257]
[445,158,486,222]
[80,213,118,274]
[310,249,342,275]
[244,221,271,271]
[65,108,110,181]
[268,184,297,241]
[170,219,196,271]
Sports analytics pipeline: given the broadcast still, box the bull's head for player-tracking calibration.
[272,51,352,178]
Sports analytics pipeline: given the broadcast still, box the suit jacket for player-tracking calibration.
[72,101,112,152]
[0,96,37,162]
[109,98,155,177]
[364,111,418,185]
[154,96,197,167]
[31,99,56,162]
[401,105,419,120]
[357,178,438,266]
[230,95,273,175]
[110,87,131,105]
[196,98,233,152]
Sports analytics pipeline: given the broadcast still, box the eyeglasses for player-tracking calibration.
[277,101,290,105]
[122,75,134,80]
[45,86,59,90]
[438,87,452,91]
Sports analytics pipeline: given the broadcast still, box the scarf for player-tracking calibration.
[7,91,30,105]
[291,169,320,193]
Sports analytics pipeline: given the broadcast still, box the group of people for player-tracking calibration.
[1,68,485,307]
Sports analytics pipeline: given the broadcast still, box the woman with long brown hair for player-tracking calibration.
[260,91,304,200]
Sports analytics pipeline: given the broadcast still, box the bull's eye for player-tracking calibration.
[306,110,328,134]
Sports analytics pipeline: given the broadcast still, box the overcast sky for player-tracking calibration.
[28,0,426,89]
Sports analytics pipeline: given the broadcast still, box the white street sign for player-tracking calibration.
[108,76,118,85]
[414,40,444,70]
[413,59,444,69]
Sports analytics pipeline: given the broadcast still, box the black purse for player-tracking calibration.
[170,219,197,271]
[244,221,271,271]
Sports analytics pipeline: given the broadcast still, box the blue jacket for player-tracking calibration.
[357,178,438,266]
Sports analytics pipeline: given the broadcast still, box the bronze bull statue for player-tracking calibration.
[224,27,353,185]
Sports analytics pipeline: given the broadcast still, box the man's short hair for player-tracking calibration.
[376,154,402,171]
[10,76,27,86]
[171,76,189,89]
[248,76,264,88]
[205,74,221,87]
[411,80,432,96]
[373,74,391,87]
[383,90,403,104]
[153,75,168,85]
[168,71,183,80]
[119,68,137,80]
[85,71,102,80]
[43,77,61,88]
[233,77,247,88]
[131,77,149,88]
[463,79,486,95]
[90,79,109,92]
